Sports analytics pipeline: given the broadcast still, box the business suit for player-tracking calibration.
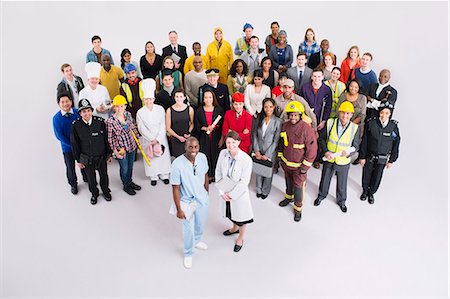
[252,115,282,196]
[162,44,188,74]
[286,66,312,94]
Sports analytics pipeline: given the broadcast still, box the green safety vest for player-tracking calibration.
[326,118,357,165]
[121,81,144,107]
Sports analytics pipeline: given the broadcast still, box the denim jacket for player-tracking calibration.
[86,48,114,64]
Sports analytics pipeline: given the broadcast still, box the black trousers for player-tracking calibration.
[63,151,87,186]
[362,158,385,195]
[84,156,110,197]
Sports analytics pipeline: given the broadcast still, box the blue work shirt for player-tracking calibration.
[170,153,209,204]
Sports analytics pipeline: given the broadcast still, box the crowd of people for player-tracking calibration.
[53,23,401,269]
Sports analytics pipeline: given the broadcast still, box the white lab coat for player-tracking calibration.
[215,149,254,222]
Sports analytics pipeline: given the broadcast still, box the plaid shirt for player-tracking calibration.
[299,40,320,60]
[106,111,139,153]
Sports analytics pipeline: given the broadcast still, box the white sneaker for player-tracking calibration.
[183,256,192,269]
[195,241,208,250]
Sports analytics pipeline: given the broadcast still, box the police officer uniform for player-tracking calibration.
[359,103,400,204]
[277,101,317,222]
[70,99,112,205]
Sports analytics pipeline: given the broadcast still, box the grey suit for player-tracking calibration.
[252,115,282,196]
[287,66,312,94]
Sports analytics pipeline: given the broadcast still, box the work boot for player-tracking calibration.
[293,205,302,222]
[294,210,302,222]
[279,198,293,207]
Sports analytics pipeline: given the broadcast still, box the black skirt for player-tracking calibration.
[226,202,254,227]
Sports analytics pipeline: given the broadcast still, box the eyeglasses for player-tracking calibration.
[193,164,198,176]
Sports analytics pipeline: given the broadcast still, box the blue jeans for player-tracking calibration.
[182,199,209,257]
[117,150,136,187]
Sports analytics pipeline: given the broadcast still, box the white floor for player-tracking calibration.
[1,1,449,298]
[2,154,448,298]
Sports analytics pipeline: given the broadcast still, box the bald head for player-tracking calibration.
[193,55,203,71]
[379,69,391,84]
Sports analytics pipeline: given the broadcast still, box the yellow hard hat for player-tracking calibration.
[285,101,305,114]
[338,101,355,113]
[112,95,127,106]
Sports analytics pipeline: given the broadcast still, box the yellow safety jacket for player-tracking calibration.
[121,82,144,107]
[326,118,358,165]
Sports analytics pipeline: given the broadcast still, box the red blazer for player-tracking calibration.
[222,109,252,153]
[340,57,361,85]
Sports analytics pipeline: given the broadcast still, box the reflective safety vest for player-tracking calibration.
[326,118,358,165]
[121,82,144,107]
[237,38,249,54]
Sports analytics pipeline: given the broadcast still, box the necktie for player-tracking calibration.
[299,70,303,85]
[64,112,72,118]
[173,46,177,53]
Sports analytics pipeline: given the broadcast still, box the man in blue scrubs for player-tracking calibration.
[170,137,209,269]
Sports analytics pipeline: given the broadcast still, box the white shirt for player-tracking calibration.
[381,118,389,128]
[262,118,271,137]
[244,84,272,115]
[83,117,92,126]
[60,108,74,116]
[66,77,79,103]
[376,82,390,97]
[78,84,111,120]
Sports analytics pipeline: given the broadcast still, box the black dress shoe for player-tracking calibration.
[233,241,243,252]
[91,196,98,205]
[103,192,112,201]
[130,182,142,191]
[71,185,78,195]
[151,180,157,186]
[83,177,88,183]
[314,197,322,206]
[123,186,136,195]
[223,229,239,236]
[261,194,268,199]
[368,194,375,204]
[256,193,261,198]
[162,179,170,185]
[279,198,293,207]
[339,203,347,213]
[360,193,368,201]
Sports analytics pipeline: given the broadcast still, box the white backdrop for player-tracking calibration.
[1,1,449,298]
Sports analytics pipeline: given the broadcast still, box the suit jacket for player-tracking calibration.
[286,66,312,94]
[252,116,282,161]
[162,44,188,74]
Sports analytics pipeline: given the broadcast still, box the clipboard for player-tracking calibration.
[215,176,237,193]
[171,53,181,64]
